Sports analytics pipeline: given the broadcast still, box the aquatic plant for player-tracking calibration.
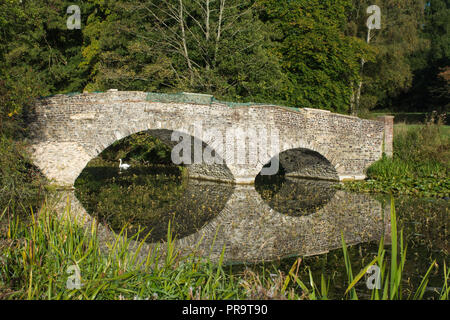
[340,118,449,198]
[0,197,448,300]
[285,197,449,300]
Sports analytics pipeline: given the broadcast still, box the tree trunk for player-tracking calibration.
[213,0,225,67]
[179,0,194,85]
[354,28,371,116]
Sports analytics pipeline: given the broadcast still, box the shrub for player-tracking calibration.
[0,135,45,215]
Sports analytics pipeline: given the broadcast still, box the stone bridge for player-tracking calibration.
[27,91,393,186]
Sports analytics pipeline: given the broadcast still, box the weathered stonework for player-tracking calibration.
[377,115,394,157]
[278,148,339,181]
[27,91,392,186]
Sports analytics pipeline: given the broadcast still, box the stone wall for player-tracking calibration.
[278,148,339,181]
[27,91,392,186]
[377,115,394,157]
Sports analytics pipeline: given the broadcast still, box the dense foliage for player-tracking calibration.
[2,0,446,119]
[0,0,448,213]
[395,0,450,112]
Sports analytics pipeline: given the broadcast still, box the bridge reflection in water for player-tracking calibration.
[48,178,390,265]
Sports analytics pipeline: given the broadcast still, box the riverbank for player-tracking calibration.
[0,196,448,300]
[0,115,448,300]
[340,117,449,198]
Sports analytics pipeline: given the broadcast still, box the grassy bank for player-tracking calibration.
[342,115,449,198]
[0,198,448,300]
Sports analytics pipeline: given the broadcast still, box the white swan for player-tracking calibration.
[119,158,131,172]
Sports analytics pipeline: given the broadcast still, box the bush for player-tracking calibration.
[368,112,449,181]
[342,113,449,198]
[0,135,45,215]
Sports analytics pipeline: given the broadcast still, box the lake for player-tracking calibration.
[71,160,448,298]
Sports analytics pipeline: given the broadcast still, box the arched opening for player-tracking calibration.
[278,148,339,181]
[74,129,234,242]
[255,148,338,216]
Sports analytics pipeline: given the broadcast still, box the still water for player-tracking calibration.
[73,162,445,258]
[67,161,448,296]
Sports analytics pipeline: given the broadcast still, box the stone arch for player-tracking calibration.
[253,139,340,183]
[278,148,339,181]
[74,126,234,186]
[30,120,234,187]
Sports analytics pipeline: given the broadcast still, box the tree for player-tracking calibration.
[424,0,449,66]
[262,0,372,113]
[398,0,449,112]
[0,0,94,136]
[346,0,428,113]
[81,0,288,103]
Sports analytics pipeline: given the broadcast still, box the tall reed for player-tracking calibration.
[287,197,449,300]
[0,198,448,300]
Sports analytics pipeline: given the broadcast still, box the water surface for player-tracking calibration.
[74,162,389,262]
[70,161,448,297]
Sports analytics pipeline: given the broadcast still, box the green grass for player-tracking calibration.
[0,204,245,300]
[341,117,449,198]
[282,197,449,300]
[441,125,450,137]
[0,198,448,300]
[366,112,449,126]
[395,123,450,137]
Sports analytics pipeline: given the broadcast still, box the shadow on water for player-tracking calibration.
[73,160,390,262]
[62,160,447,298]
[74,162,234,243]
[255,175,337,217]
[73,160,446,265]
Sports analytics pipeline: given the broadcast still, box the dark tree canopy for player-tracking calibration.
[0,0,448,132]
